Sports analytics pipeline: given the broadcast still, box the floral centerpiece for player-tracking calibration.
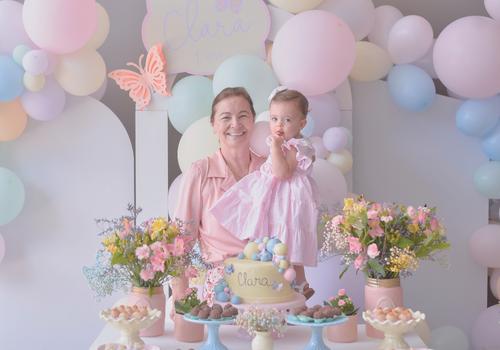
[174,287,206,315]
[325,288,359,343]
[320,196,450,279]
[326,289,358,316]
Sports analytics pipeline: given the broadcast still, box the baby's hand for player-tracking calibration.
[270,134,284,148]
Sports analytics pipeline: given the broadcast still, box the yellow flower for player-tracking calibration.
[387,247,418,273]
[344,198,354,210]
[407,223,419,234]
[106,244,118,254]
[152,218,167,232]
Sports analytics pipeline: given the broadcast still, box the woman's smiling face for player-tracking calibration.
[212,96,255,149]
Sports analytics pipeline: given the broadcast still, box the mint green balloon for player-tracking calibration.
[167,75,213,133]
[12,45,31,66]
[474,161,500,198]
[213,55,279,114]
[0,167,25,225]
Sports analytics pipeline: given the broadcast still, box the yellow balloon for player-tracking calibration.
[177,116,219,172]
[349,42,393,82]
[327,149,353,174]
[23,73,46,92]
[85,3,110,49]
[269,0,324,14]
[0,99,27,141]
[55,48,106,96]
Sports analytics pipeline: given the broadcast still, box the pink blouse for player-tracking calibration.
[174,149,265,263]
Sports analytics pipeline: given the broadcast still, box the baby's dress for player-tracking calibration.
[210,137,319,266]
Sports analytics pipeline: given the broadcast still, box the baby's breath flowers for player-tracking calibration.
[236,307,286,337]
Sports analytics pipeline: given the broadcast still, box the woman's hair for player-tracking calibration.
[270,89,309,118]
[210,87,256,123]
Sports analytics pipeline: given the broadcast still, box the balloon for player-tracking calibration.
[23,0,97,54]
[256,110,270,122]
[414,39,438,79]
[490,268,500,299]
[12,45,31,66]
[0,99,27,141]
[368,5,403,49]
[430,326,469,350]
[250,121,271,157]
[311,159,348,210]
[485,0,500,21]
[323,127,349,152]
[456,96,500,137]
[22,50,49,75]
[469,224,500,267]
[55,49,106,96]
[85,3,110,49]
[0,0,33,53]
[272,10,356,96]
[90,78,108,101]
[213,55,278,114]
[310,136,329,159]
[0,55,24,102]
[318,0,376,41]
[387,15,434,64]
[0,233,4,264]
[269,0,324,14]
[482,124,500,160]
[327,150,353,174]
[474,161,500,198]
[168,76,213,133]
[177,117,219,172]
[21,78,66,121]
[471,304,500,350]
[302,116,315,137]
[23,73,46,92]
[307,92,341,136]
[0,167,25,225]
[387,64,436,112]
[168,174,183,219]
[433,16,500,99]
[349,42,392,82]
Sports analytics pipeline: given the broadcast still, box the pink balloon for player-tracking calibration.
[322,127,348,152]
[485,0,500,21]
[272,10,356,96]
[469,224,500,267]
[23,0,97,54]
[310,136,329,159]
[283,267,296,282]
[0,233,4,264]
[472,304,500,350]
[434,16,500,99]
[0,1,34,54]
[168,174,183,219]
[388,15,434,64]
[311,159,347,210]
[21,78,66,121]
[307,92,341,136]
[250,121,271,157]
[490,268,500,299]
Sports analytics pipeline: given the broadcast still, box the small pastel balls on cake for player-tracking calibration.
[244,241,260,259]
[273,243,287,256]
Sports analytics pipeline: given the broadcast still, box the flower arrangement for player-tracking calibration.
[84,205,207,298]
[326,289,358,316]
[174,286,206,315]
[320,196,450,279]
[235,306,286,337]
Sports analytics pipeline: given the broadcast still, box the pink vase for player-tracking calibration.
[127,286,166,337]
[174,313,205,342]
[169,276,189,320]
[364,278,403,338]
[326,314,358,343]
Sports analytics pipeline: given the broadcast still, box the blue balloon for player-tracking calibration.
[0,55,24,102]
[167,75,213,133]
[387,64,436,112]
[474,161,500,198]
[482,123,500,160]
[456,96,500,137]
[302,116,315,137]
[0,167,25,225]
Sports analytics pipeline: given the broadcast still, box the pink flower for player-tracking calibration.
[135,245,150,260]
[367,243,380,258]
[331,215,344,226]
[338,299,346,306]
[354,254,365,270]
[368,224,384,238]
[367,210,379,220]
[168,237,186,256]
[417,207,428,224]
[338,289,346,296]
[140,266,155,281]
[151,254,166,272]
[407,206,416,217]
[430,217,439,231]
[348,237,362,254]
[328,296,336,302]
[184,266,198,278]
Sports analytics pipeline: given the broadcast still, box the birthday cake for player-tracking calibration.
[213,237,304,307]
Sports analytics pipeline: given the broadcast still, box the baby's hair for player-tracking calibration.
[269,89,309,118]
[210,87,256,123]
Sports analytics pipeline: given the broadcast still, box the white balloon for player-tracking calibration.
[430,326,469,350]
[311,159,347,211]
[168,174,183,219]
[414,39,438,78]
[388,15,434,64]
[485,0,500,21]
[256,110,270,122]
[368,5,403,49]
[490,268,500,299]
[177,117,219,173]
[250,121,271,157]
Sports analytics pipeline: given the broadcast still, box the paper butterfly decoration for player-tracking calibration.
[215,0,243,13]
[108,43,171,111]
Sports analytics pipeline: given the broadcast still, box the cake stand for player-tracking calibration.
[362,310,426,350]
[286,315,348,350]
[99,308,161,347]
[183,314,235,350]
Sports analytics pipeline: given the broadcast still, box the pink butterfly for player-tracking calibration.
[215,0,243,13]
[108,43,171,111]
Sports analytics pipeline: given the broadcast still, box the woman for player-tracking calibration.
[174,87,266,302]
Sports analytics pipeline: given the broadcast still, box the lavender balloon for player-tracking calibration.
[22,50,49,75]
[0,0,33,53]
[21,79,66,121]
[472,304,500,350]
[307,92,341,137]
[323,127,349,152]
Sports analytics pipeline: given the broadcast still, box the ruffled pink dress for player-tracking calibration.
[210,137,319,266]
